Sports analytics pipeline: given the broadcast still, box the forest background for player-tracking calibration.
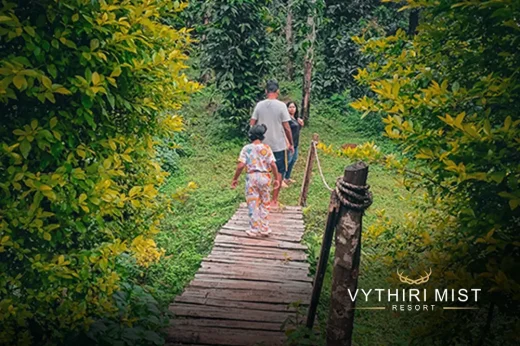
[0,0,518,345]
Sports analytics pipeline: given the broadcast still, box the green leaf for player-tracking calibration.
[13,74,28,90]
[20,140,31,158]
[90,39,99,51]
[110,66,122,77]
[54,87,72,95]
[47,65,57,79]
[452,81,460,92]
[24,26,36,37]
[41,75,52,89]
[504,116,512,131]
[81,95,93,109]
[43,232,51,241]
[50,117,58,129]
[92,72,100,85]
[489,171,506,184]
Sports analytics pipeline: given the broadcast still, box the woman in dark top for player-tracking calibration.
[283,101,304,187]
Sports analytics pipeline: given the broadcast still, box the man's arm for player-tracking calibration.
[250,103,259,127]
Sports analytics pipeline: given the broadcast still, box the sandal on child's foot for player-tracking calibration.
[259,230,272,237]
[246,230,259,237]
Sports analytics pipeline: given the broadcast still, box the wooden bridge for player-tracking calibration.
[166,203,312,346]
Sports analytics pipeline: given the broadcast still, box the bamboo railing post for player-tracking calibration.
[299,133,319,206]
[326,162,369,346]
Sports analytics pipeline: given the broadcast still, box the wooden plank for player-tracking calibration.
[166,325,285,346]
[219,229,302,243]
[231,212,304,219]
[190,276,312,292]
[212,243,307,256]
[198,264,310,282]
[169,304,293,323]
[229,213,304,220]
[232,214,304,221]
[198,267,312,283]
[222,224,304,234]
[204,256,310,269]
[223,221,305,229]
[224,222,305,231]
[200,262,309,277]
[226,219,305,226]
[174,295,296,312]
[211,247,307,261]
[215,235,307,250]
[179,287,310,304]
[238,203,302,212]
[170,318,285,332]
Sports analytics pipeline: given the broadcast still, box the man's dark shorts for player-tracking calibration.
[273,150,287,175]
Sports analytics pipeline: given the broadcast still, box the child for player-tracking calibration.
[231,124,280,237]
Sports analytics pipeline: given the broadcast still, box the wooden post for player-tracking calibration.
[306,191,340,329]
[326,161,369,346]
[299,133,319,206]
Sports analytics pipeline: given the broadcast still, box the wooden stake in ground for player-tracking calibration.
[306,191,339,329]
[327,162,369,346]
[299,133,319,206]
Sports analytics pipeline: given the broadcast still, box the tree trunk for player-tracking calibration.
[301,0,316,122]
[408,9,419,36]
[285,0,294,81]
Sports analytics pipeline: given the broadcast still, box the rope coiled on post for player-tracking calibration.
[312,141,373,211]
[335,178,373,211]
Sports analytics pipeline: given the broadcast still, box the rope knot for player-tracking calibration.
[335,178,373,211]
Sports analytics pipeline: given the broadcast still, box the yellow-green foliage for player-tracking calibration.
[324,0,519,341]
[0,0,199,344]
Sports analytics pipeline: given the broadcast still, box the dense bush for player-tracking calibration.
[315,0,406,98]
[155,141,181,174]
[201,0,271,132]
[0,0,199,344]
[350,0,520,342]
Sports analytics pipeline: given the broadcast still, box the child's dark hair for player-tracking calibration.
[286,101,299,118]
[248,124,267,141]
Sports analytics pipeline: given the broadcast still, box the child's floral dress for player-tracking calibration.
[238,143,276,235]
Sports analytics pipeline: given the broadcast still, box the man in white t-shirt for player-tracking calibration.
[250,80,294,208]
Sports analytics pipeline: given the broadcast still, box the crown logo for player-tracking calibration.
[397,268,432,285]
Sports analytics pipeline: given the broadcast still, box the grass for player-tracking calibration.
[147,88,416,344]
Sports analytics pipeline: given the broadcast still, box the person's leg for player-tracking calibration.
[272,150,286,207]
[285,146,298,181]
[258,174,271,236]
[245,175,261,236]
